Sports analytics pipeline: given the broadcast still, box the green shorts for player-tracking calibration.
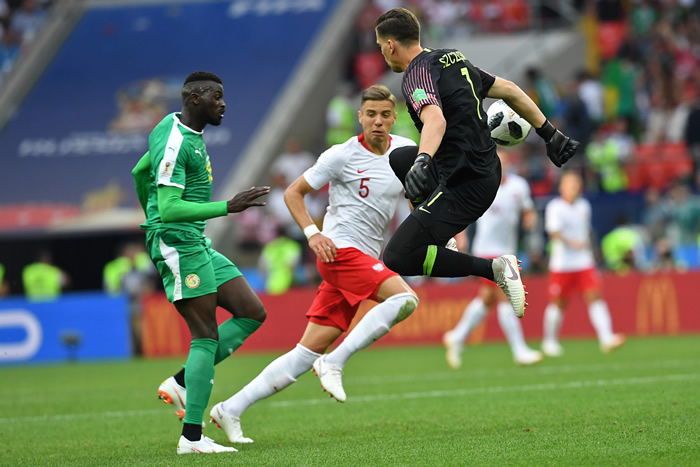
[145,229,242,303]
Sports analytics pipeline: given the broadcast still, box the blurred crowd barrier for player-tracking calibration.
[138,270,698,357]
[0,293,130,365]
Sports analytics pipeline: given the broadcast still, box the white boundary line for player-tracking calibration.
[2,372,697,423]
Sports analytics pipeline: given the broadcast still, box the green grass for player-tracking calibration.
[2,336,699,466]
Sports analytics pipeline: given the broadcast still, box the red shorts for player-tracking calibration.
[306,247,398,331]
[547,267,601,301]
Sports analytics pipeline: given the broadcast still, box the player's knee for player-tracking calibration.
[383,248,409,275]
[250,305,267,324]
[393,293,419,324]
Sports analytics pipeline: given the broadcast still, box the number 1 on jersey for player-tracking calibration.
[461,67,482,119]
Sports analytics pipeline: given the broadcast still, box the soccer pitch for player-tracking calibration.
[2,336,698,466]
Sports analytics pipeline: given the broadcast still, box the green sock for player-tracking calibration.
[214,318,263,365]
[182,338,218,427]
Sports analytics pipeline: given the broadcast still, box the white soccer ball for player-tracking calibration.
[486,99,532,147]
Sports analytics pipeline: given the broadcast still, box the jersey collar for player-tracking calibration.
[358,133,392,154]
[174,113,203,135]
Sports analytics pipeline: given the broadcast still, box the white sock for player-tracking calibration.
[222,344,319,417]
[325,293,418,367]
[543,303,563,344]
[449,297,488,344]
[588,299,614,344]
[497,301,529,356]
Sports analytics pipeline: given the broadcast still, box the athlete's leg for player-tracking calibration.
[212,322,339,443]
[443,285,497,369]
[316,276,418,402]
[324,276,417,368]
[583,288,625,353]
[174,293,219,442]
[542,296,566,357]
[496,296,542,365]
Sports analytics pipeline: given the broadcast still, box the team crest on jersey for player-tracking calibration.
[185,274,200,288]
[373,263,385,272]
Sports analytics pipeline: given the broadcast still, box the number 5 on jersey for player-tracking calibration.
[359,178,370,198]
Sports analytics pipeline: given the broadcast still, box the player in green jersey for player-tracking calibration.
[132,71,270,455]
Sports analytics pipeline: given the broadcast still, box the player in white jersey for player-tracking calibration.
[443,151,543,367]
[541,171,625,357]
[207,85,420,444]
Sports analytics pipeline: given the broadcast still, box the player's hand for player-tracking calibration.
[536,120,580,168]
[308,233,337,263]
[405,153,431,202]
[226,186,270,213]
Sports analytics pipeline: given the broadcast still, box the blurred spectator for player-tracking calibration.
[561,74,595,148]
[258,228,302,295]
[326,83,357,147]
[642,186,672,243]
[667,181,700,246]
[0,262,8,297]
[648,236,684,273]
[0,27,20,83]
[270,137,316,185]
[585,119,633,193]
[103,242,156,355]
[576,69,605,124]
[525,67,561,119]
[601,214,648,275]
[10,0,45,43]
[684,93,700,184]
[22,249,69,301]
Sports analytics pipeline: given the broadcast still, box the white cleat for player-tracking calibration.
[601,333,626,354]
[445,237,458,252]
[442,331,462,370]
[541,340,564,357]
[492,255,526,318]
[514,349,544,366]
[176,435,237,454]
[158,376,187,421]
[210,402,254,444]
[312,355,346,403]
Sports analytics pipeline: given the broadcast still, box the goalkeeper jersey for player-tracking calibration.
[141,113,214,235]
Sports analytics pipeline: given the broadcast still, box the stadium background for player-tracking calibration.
[0,0,698,364]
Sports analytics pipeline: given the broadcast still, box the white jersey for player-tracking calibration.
[472,174,533,257]
[303,134,416,258]
[545,196,595,272]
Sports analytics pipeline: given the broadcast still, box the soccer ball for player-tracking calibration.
[486,99,532,146]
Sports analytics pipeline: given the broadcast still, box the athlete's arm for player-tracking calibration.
[522,209,537,231]
[132,152,151,215]
[417,104,446,157]
[487,77,546,129]
[158,186,227,223]
[284,175,336,263]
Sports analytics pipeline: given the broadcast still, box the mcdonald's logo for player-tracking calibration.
[636,276,680,335]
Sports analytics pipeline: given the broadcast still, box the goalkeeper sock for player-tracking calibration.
[172,318,262,388]
[181,338,217,438]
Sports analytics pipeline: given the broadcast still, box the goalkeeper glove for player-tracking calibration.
[536,120,580,168]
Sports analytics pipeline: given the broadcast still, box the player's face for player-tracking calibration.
[376,34,403,72]
[359,99,396,147]
[202,82,226,126]
[559,173,582,202]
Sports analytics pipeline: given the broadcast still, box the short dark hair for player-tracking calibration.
[360,84,396,108]
[375,8,420,45]
[184,71,222,86]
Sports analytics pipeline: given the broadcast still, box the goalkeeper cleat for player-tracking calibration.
[312,355,346,403]
[514,349,544,366]
[445,237,458,252]
[210,402,254,444]
[442,331,462,370]
[601,333,626,354]
[492,255,526,318]
[158,376,187,420]
[176,435,237,454]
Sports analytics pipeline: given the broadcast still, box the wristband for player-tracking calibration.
[303,224,321,240]
[535,119,556,141]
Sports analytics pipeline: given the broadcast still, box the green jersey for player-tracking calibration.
[141,113,214,235]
